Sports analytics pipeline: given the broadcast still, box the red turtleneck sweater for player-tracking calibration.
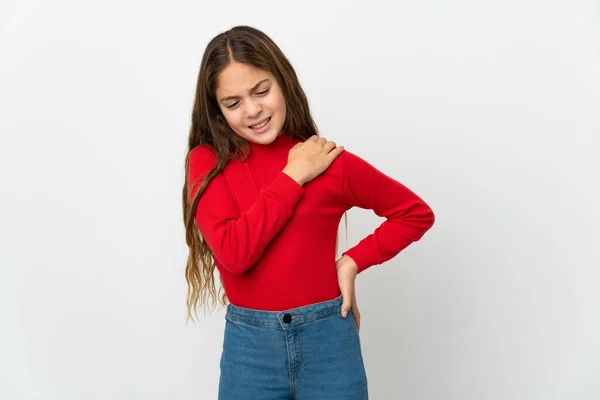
[187,134,434,311]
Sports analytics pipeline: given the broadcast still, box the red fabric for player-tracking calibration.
[188,133,435,311]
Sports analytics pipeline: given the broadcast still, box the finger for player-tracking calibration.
[323,141,337,152]
[341,300,351,318]
[340,288,353,318]
[328,145,344,160]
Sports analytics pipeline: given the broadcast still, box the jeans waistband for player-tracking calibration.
[225,294,344,329]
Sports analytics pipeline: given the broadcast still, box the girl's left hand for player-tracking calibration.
[335,254,360,332]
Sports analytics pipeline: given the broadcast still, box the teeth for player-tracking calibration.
[250,117,269,129]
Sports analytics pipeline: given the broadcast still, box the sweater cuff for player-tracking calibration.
[342,248,373,274]
[269,171,305,212]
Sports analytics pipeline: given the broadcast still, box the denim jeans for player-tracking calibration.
[218,294,369,399]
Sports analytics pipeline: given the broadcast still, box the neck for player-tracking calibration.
[248,132,291,156]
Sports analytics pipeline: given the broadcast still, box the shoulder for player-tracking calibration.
[317,147,362,175]
[188,144,217,171]
[187,145,220,200]
[189,144,217,161]
[336,147,366,168]
[336,148,383,178]
[339,148,376,165]
[313,147,357,181]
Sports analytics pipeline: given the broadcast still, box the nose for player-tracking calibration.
[245,99,262,119]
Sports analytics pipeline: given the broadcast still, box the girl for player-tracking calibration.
[182,25,435,400]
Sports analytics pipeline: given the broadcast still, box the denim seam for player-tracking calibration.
[226,309,339,328]
[342,312,363,355]
[346,312,368,385]
[281,323,293,398]
[290,326,305,379]
[225,317,280,328]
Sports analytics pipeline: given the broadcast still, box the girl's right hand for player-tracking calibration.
[283,135,345,186]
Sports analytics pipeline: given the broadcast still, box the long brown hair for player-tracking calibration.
[182,26,348,322]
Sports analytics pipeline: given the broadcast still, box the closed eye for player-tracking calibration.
[225,88,270,109]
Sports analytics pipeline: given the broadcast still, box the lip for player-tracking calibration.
[248,117,270,128]
[248,116,272,134]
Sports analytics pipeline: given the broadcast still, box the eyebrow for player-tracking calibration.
[219,79,271,103]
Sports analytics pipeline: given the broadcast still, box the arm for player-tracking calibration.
[188,146,305,275]
[340,150,435,274]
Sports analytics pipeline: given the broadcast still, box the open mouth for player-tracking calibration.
[249,116,271,129]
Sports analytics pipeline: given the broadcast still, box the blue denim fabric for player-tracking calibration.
[218,294,368,399]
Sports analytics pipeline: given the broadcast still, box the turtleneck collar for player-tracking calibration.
[248,132,295,158]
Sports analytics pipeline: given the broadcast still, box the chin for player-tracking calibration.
[247,125,282,144]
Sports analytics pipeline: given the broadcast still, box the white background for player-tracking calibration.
[1,0,599,399]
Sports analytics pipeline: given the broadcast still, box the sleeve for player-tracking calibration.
[188,146,305,275]
[340,150,435,274]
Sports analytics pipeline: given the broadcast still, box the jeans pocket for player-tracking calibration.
[343,309,363,354]
[347,309,360,336]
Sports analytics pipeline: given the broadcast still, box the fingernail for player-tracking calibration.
[342,311,347,318]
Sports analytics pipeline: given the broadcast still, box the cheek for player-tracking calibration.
[270,91,287,115]
[222,110,243,129]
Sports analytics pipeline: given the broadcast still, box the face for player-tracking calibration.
[215,62,287,145]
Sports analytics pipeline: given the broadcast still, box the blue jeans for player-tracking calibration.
[218,294,369,399]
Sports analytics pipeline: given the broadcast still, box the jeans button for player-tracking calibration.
[282,313,292,323]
